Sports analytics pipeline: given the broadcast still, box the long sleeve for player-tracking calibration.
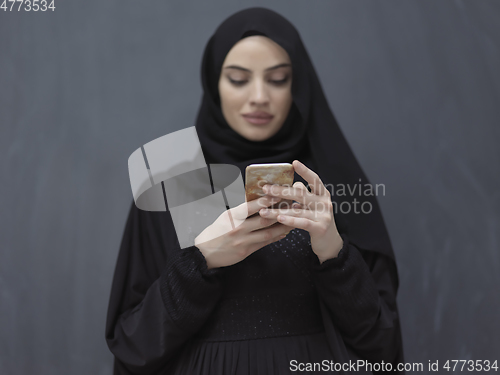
[105,201,226,375]
[309,233,405,372]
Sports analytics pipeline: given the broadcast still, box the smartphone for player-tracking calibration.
[245,163,295,210]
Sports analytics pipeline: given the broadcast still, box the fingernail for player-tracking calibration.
[260,208,268,215]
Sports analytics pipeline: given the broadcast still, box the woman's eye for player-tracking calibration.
[228,77,289,86]
[229,78,247,86]
[270,78,289,85]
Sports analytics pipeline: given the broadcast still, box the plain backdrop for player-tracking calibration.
[1,1,499,374]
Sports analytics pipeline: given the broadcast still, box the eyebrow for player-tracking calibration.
[223,63,292,72]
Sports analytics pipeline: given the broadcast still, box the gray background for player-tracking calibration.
[1,0,499,374]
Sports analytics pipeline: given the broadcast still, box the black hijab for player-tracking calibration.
[195,7,398,275]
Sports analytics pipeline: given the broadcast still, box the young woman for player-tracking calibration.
[106,7,404,374]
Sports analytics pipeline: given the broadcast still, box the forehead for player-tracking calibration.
[222,36,291,68]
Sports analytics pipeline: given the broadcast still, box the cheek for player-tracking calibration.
[273,91,293,118]
[220,85,246,114]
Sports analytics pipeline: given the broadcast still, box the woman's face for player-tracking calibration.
[218,35,293,142]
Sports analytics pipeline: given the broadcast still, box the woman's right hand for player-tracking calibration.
[194,195,294,269]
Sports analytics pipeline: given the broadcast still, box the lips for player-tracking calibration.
[242,111,274,125]
[242,111,274,119]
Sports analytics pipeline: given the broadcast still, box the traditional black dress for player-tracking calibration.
[105,200,403,374]
[106,7,405,375]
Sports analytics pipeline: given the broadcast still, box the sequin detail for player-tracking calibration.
[193,290,324,341]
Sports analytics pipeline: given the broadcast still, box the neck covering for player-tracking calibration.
[194,7,397,274]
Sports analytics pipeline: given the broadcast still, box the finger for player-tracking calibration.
[260,207,319,222]
[246,222,293,245]
[248,195,282,217]
[245,213,279,232]
[293,181,309,192]
[292,182,309,207]
[276,214,318,233]
[292,160,329,196]
[231,195,281,220]
[262,184,323,207]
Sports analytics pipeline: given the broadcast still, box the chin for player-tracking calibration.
[234,119,282,142]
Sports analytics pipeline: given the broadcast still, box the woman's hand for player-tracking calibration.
[194,195,294,269]
[259,160,343,264]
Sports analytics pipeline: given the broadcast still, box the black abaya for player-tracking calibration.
[105,7,405,375]
[105,201,403,374]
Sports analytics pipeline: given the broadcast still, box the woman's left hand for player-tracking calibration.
[259,160,343,264]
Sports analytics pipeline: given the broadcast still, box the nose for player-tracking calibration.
[248,78,270,105]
